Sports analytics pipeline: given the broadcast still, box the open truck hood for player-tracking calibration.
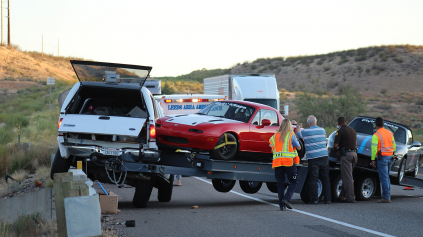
[70,60,152,87]
[59,114,145,136]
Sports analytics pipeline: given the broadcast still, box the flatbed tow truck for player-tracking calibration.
[105,150,422,208]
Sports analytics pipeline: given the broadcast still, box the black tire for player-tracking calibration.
[297,139,305,159]
[239,181,263,194]
[50,149,72,180]
[266,182,278,193]
[157,175,174,202]
[210,133,238,160]
[393,158,406,185]
[354,175,376,201]
[133,177,155,208]
[300,178,323,203]
[331,174,343,201]
[212,179,236,192]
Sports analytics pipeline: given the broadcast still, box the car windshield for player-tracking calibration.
[349,118,407,144]
[244,99,277,110]
[197,102,256,123]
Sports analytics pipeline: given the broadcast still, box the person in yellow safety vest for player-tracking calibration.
[269,118,301,211]
[371,117,396,203]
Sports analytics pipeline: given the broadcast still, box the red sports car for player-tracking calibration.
[156,100,285,160]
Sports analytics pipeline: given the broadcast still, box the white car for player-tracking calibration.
[51,60,169,208]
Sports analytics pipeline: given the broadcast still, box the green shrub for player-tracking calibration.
[250,65,257,70]
[323,66,331,72]
[6,114,30,128]
[330,71,336,76]
[394,57,403,63]
[338,57,349,65]
[10,213,42,237]
[326,80,339,89]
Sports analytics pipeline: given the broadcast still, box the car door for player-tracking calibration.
[248,109,279,153]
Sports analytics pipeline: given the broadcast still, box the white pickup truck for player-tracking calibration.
[50,60,170,208]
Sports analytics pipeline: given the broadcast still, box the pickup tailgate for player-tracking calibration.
[59,115,145,136]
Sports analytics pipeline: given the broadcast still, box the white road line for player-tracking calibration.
[194,177,395,237]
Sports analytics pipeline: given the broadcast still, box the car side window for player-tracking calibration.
[261,109,279,126]
[251,110,261,125]
[407,130,413,145]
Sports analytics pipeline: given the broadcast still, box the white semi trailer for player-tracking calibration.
[203,74,280,110]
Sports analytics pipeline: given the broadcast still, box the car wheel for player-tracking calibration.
[266,182,278,193]
[212,179,236,192]
[157,174,174,202]
[355,175,376,201]
[133,176,156,208]
[239,181,263,194]
[50,148,72,180]
[300,178,323,203]
[211,133,238,160]
[330,174,343,201]
[393,158,406,185]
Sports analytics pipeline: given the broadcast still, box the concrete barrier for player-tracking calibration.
[0,188,56,223]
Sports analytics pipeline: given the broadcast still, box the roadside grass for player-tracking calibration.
[11,170,28,183]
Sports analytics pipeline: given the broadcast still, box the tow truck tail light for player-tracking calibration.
[218,98,225,101]
[58,118,63,130]
[198,99,208,102]
[149,124,156,142]
[164,99,172,103]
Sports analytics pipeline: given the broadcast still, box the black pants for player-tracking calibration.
[275,164,298,208]
[308,156,331,202]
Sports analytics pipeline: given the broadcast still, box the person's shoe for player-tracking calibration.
[281,200,292,209]
[325,201,331,204]
[340,199,356,203]
[377,199,391,203]
[280,206,286,211]
[308,201,319,204]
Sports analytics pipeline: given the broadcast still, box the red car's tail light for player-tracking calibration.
[149,124,156,142]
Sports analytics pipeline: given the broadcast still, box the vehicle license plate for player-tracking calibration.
[103,148,119,156]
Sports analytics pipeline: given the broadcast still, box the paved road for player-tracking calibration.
[100,177,423,237]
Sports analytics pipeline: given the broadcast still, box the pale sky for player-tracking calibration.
[2,0,423,76]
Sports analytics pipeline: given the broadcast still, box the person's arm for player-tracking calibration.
[333,130,340,151]
[269,136,275,153]
[371,135,379,168]
[291,134,301,150]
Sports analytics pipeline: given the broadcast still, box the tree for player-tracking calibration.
[161,82,175,95]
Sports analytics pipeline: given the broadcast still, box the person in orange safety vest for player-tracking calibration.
[371,117,396,203]
[269,118,301,210]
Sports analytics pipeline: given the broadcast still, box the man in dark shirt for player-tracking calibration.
[333,117,357,203]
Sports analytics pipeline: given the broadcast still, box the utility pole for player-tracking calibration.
[42,34,43,56]
[1,0,3,45]
[7,0,10,46]
[58,38,59,57]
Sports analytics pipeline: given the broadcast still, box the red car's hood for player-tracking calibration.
[163,114,243,126]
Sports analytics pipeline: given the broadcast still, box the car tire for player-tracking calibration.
[239,181,262,194]
[266,182,278,193]
[50,148,72,180]
[157,175,174,202]
[393,158,406,185]
[300,177,323,203]
[354,175,376,201]
[212,179,236,192]
[133,176,155,208]
[330,174,343,201]
[211,133,238,160]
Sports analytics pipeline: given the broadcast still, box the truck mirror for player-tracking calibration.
[411,141,421,147]
[262,119,271,127]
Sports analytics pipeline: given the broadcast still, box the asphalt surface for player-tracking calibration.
[100,176,423,237]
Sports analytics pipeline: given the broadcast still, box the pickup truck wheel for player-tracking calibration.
[331,174,343,201]
[50,149,72,180]
[354,175,376,201]
[157,175,174,202]
[266,182,278,193]
[133,177,155,208]
[300,178,323,203]
[212,179,236,192]
[211,133,238,161]
[297,139,305,159]
[239,181,262,194]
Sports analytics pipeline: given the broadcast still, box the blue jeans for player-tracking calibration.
[274,164,298,208]
[377,156,393,200]
[174,175,182,180]
[308,156,331,202]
